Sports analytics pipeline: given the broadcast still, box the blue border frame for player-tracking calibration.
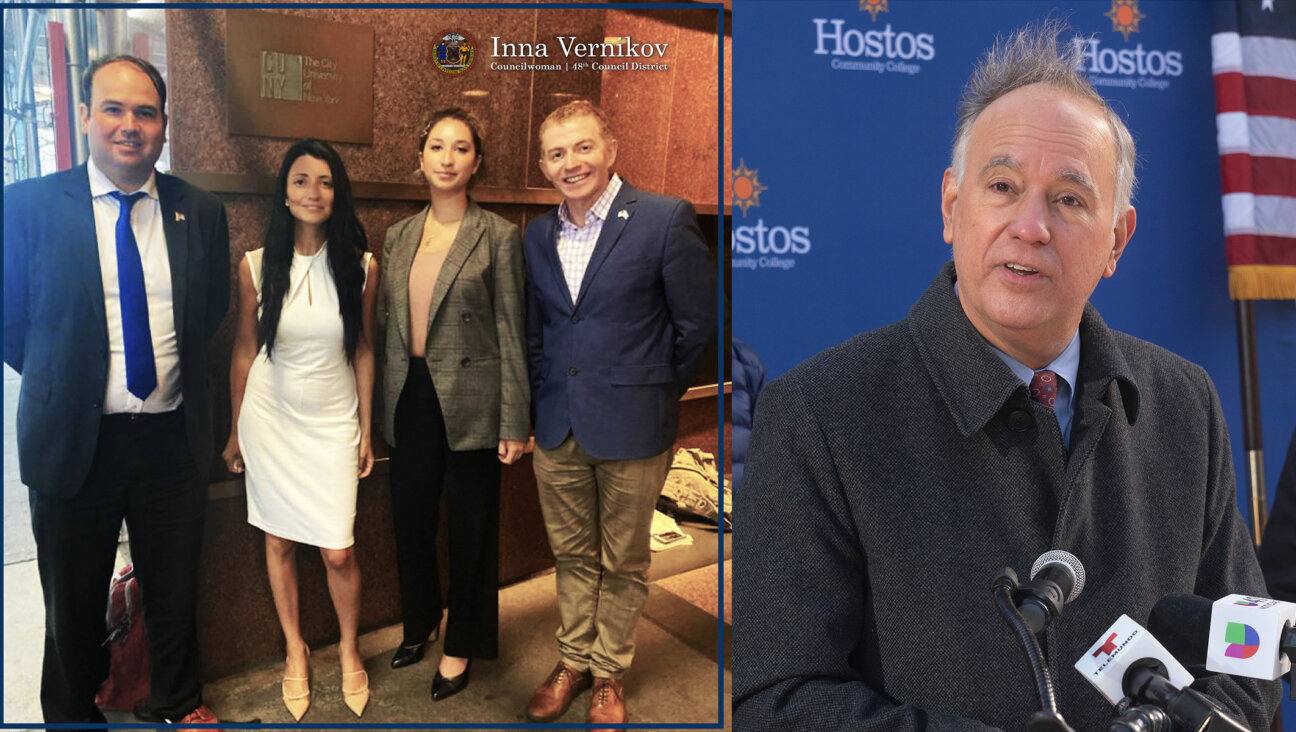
[0,1,728,728]
[9,3,715,9]
[713,1,727,729]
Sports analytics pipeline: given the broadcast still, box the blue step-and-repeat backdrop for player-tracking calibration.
[732,0,1295,715]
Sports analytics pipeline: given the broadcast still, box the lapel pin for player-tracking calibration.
[175,211,186,222]
[617,209,629,220]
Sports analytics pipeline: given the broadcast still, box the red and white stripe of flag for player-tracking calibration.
[1212,22,1296,299]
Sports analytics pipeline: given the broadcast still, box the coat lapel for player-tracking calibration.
[65,167,108,344]
[539,210,573,311]
[157,173,189,348]
[574,182,637,311]
[426,200,485,327]
[390,207,425,353]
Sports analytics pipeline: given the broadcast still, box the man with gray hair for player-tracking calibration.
[734,21,1279,731]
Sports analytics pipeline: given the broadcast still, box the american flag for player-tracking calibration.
[1212,0,1296,300]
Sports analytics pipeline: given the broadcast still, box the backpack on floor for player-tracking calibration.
[658,448,732,531]
[95,563,150,712]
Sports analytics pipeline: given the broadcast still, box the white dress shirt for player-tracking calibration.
[89,158,181,414]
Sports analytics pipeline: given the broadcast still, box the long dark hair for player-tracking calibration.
[259,138,367,363]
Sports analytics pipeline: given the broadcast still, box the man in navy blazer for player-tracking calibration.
[523,100,714,727]
[3,56,228,727]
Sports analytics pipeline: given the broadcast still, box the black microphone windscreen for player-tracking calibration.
[1147,593,1213,667]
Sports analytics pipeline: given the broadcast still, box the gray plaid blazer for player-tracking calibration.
[379,200,528,451]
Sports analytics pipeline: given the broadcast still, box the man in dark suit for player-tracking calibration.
[3,55,228,727]
[523,100,714,727]
[733,22,1280,731]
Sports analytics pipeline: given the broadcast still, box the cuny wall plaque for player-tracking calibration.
[225,10,374,144]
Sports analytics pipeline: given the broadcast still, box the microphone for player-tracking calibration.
[1150,592,1296,700]
[1206,594,1295,690]
[1147,593,1213,666]
[1075,614,1195,707]
[1075,614,1246,732]
[1017,549,1086,634]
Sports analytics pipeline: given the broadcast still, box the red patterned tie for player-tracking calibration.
[1029,370,1058,409]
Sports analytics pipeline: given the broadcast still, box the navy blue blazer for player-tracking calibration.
[524,182,715,460]
[3,165,230,496]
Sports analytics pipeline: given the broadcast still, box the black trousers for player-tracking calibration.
[390,358,501,659]
[29,409,206,724]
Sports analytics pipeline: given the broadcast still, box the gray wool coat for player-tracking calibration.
[379,200,528,451]
[734,262,1280,731]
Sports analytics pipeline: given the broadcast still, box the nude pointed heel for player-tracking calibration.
[282,647,311,721]
[342,668,370,717]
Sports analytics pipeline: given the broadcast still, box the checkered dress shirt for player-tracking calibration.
[556,174,623,304]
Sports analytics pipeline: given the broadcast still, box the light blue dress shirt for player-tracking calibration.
[989,332,1080,450]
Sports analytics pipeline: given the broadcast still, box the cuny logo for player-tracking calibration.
[1092,632,1119,658]
[1223,622,1260,659]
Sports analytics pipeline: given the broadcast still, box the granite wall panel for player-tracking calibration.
[168,6,727,200]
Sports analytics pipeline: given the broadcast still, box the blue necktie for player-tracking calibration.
[108,191,156,401]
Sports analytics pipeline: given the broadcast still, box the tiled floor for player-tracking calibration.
[3,526,731,729]
[4,364,730,727]
[655,559,732,625]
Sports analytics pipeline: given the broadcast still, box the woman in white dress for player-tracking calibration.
[222,139,379,720]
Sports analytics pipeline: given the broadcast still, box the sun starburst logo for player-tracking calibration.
[1104,0,1146,42]
[732,159,767,217]
[860,0,889,22]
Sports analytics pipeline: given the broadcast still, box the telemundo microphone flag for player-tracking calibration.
[1212,0,1296,299]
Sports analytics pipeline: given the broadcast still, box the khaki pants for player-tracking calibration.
[533,436,672,678]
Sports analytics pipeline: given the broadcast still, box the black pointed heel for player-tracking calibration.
[431,659,471,701]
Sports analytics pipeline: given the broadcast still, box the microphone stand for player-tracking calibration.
[992,568,1075,732]
[1117,660,1250,732]
[1108,700,1171,732]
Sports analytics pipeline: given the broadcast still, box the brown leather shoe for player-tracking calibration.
[526,660,593,722]
[173,703,224,732]
[587,676,627,729]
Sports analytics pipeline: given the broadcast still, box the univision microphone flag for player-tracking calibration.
[1212,0,1296,299]
[1206,593,1295,680]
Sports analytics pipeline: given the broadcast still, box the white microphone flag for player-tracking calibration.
[1206,593,1295,680]
[1074,614,1194,705]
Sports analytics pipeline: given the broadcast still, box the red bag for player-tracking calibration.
[94,563,150,712]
